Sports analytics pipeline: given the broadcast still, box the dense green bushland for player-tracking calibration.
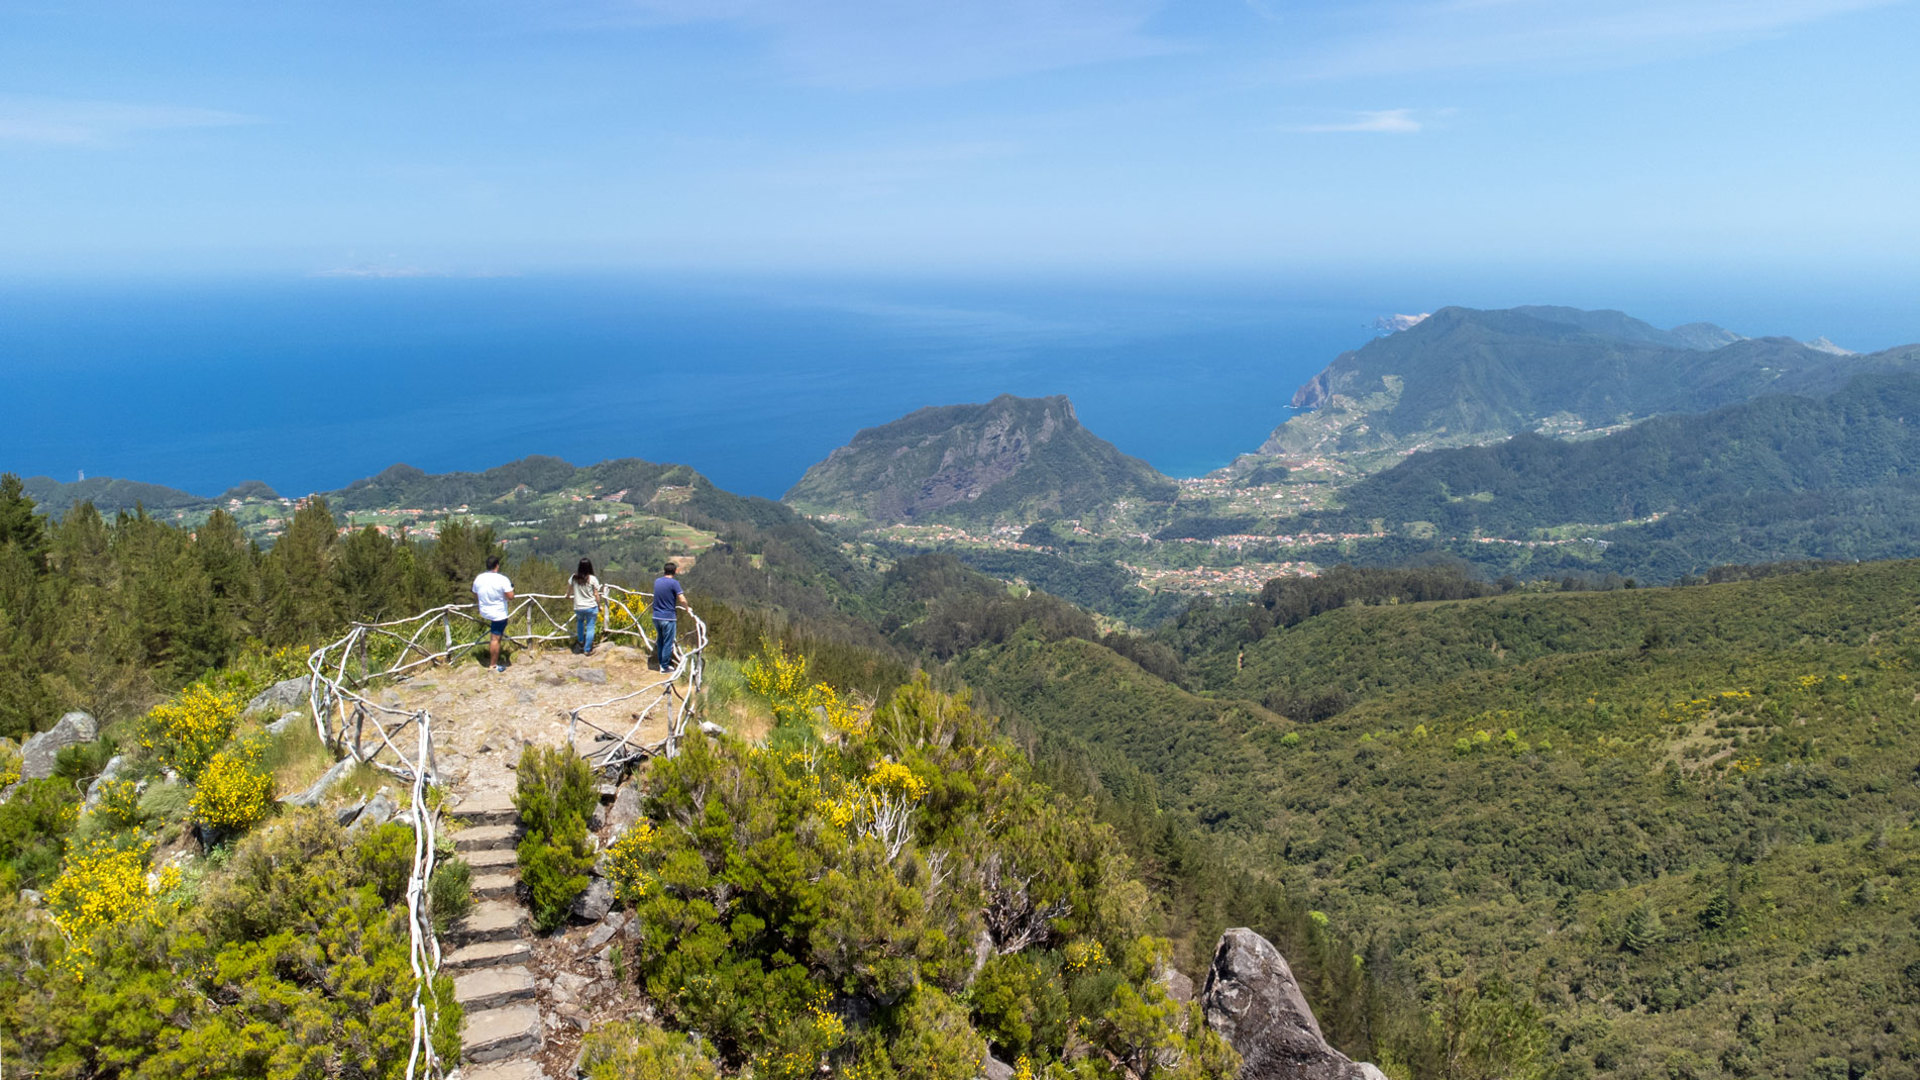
[0,810,462,1077]
[603,661,1238,1078]
[1025,560,1920,1079]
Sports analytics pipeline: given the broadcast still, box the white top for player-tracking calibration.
[570,574,601,611]
[472,571,513,621]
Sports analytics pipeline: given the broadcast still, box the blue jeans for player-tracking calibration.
[575,609,597,652]
[653,618,677,669]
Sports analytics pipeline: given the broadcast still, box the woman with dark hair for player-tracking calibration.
[570,557,604,655]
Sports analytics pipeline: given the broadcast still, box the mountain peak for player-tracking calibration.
[785,393,1172,525]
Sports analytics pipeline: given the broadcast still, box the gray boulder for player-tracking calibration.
[607,784,643,832]
[83,755,129,807]
[247,676,311,715]
[350,792,397,831]
[983,1056,1015,1080]
[572,878,614,922]
[266,711,304,736]
[1161,966,1197,1005]
[1201,928,1384,1080]
[21,712,98,781]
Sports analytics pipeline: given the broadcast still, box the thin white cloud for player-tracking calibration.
[610,0,1179,88]
[1291,108,1423,134]
[0,95,256,146]
[1301,0,1898,78]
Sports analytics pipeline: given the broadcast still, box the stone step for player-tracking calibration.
[462,1004,543,1063]
[454,964,537,1011]
[452,900,523,944]
[456,824,520,852]
[451,792,517,828]
[463,1061,546,1080]
[472,871,518,900]
[465,846,519,870]
[444,938,533,971]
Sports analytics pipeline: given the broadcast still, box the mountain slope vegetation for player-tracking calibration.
[1266,305,1917,457]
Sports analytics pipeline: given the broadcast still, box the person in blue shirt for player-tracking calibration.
[652,562,689,673]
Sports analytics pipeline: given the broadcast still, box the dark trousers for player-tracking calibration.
[654,618,677,669]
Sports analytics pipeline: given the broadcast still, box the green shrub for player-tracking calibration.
[431,855,473,934]
[356,822,416,904]
[521,822,593,932]
[515,743,596,836]
[516,744,598,932]
[581,1021,721,1080]
[971,951,1070,1062]
[0,778,78,892]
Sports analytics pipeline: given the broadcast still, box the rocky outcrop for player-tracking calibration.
[247,676,311,715]
[21,711,98,781]
[1201,928,1387,1080]
[784,393,1175,526]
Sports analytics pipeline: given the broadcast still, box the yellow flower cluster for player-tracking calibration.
[47,838,172,967]
[1797,674,1824,689]
[809,1003,845,1044]
[190,740,275,829]
[0,737,20,788]
[865,760,929,801]
[94,777,143,828]
[812,683,871,739]
[745,643,874,737]
[1064,939,1108,973]
[607,819,658,904]
[744,643,810,703]
[141,683,243,780]
[1014,1056,1037,1080]
[1661,688,1754,723]
[1729,756,1764,775]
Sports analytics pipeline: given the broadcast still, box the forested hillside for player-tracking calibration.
[1106,563,1920,1078]
[1265,305,1917,456]
[1245,372,1920,582]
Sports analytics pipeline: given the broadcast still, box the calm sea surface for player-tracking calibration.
[6,271,1910,501]
[0,275,1382,499]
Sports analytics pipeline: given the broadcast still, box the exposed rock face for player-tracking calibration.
[21,711,98,781]
[1201,928,1385,1080]
[247,676,311,715]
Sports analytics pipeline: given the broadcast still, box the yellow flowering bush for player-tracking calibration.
[865,760,929,801]
[1064,939,1108,974]
[0,736,20,787]
[190,739,275,830]
[94,777,144,829]
[141,683,243,781]
[46,837,174,966]
[606,818,658,905]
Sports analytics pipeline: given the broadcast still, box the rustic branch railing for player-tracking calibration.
[564,606,708,772]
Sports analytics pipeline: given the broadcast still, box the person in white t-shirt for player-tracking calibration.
[471,555,515,672]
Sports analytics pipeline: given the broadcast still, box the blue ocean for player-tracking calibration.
[3,273,1913,500]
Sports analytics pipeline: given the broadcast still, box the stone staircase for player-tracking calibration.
[444,791,547,1079]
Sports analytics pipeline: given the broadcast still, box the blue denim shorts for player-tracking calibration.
[488,619,508,636]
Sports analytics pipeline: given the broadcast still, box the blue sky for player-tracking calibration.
[2,0,1916,277]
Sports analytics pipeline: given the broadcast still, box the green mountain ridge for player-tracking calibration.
[783,393,1176,526]
[1267,305,1918,458]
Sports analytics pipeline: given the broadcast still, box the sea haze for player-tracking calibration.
[0,275,1381,500]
